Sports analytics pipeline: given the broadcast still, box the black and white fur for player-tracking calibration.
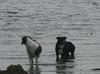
[55,37,75,61]
[21,36,42,69]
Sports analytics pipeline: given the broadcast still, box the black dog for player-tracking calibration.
[55,37,75,61]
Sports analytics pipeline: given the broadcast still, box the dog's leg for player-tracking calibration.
[35,57,38,70]
[56,52,59,61]
[31,57,34,68]
[71,52,75,59]
[29,57,34,69]
[28,55,31,73]
[29,57,31,68]
[55,43,59,61]
[29,57,34,74]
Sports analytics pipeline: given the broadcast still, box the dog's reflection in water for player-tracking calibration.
[56,58,75,74]
[29,65,41,74]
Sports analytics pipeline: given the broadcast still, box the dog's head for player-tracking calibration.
[21,36,27,45]
[56,36,67,54]
[56,37,67,43]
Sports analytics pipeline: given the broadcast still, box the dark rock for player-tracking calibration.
[0,70,8,74]
[0,64,28,74]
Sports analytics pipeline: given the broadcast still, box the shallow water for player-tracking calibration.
[0,0,100,74]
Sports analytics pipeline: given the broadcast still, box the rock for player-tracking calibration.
[91,68,100,70]
[0,64,28,74]
[0,70,8,74]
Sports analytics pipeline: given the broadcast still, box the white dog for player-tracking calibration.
[21,36,42,70]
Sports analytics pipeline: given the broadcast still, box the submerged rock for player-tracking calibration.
[91,68,100,70]
[0,64,28,74]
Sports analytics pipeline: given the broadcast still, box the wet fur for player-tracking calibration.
[21,36,42,70]
[55,37,75,61]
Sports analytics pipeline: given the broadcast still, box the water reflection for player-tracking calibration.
[56,58,75,74]
[29,66,41,74]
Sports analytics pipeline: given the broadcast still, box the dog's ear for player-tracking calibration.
[21,36,27,45]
